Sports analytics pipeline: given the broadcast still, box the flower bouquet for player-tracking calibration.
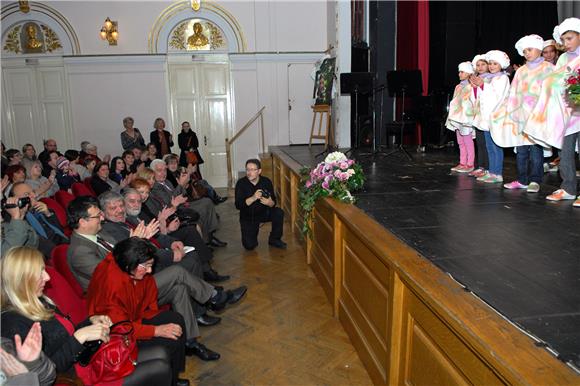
[299,151,364,235]
[564,68,580,109]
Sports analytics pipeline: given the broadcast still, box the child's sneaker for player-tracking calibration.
[503,181,528,189]
[470,168,486,177]
[543,163,549,173]
[546,189,575,201]
[527,182,540,193]
[450,164,464,172]
[476,171,490,181]
[484,174,503,184]
[548,165,559,172]
[457,165,474,173]
[549,157,560,167]
[574,197,580,207]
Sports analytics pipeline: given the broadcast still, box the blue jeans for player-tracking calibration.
[516,145,543,185]
[483,131,504,176]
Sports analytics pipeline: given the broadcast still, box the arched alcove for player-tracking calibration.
[1,1,80,56]
[149,0,246,54]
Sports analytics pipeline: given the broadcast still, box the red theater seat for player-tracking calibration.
[50,244,84,299]
[54,190,75,210]
[71,182,95,197]
[44,266,87,325]
[39,197,70,236]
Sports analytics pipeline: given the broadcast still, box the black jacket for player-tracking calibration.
[150,130,174,158]
[235,176,276,222]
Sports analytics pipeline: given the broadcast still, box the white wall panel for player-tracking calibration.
[11,104,36,146]
[65,56,169,158]
[42,102,68,146]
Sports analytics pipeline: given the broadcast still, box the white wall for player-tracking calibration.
[2,0,334,180]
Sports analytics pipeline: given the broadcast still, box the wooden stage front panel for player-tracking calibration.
[267,148,578,385]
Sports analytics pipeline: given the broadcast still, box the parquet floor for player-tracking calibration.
[181,193,373,385]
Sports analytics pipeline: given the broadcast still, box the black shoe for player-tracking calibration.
[226,285,247,305]
[268,239,287,249]
[203,269,230,283]
[213,196,228,205]
[196,313,221,327]
[185,339,220,361]
[176,378,190,386]
[205,289,229,312]
[208,236,227,247]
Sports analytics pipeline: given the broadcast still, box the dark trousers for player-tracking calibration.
[475,129,488,169]
[123,345,172,386]
[141,311,186,386]
[240,207,284,250]
[516,145,544,185]
[560,132,579,195]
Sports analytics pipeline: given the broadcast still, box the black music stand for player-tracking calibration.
[384,70,422,161]
[340,72,373,156]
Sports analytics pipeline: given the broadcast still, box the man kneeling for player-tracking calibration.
[234,159,286,250]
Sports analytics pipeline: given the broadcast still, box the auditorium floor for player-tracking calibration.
[277,144,580,370]
[181,195,373,385]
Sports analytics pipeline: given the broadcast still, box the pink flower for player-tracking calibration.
[339,161,349,170]
[305,180,312,188]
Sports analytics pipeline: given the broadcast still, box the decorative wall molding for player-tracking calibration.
[1,1,80,55]
[148,0,246,54]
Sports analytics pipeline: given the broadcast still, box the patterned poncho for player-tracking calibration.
[446,80,475,135]
[472,73,510,132]
[490,60,554,147]
[524,52,580,149]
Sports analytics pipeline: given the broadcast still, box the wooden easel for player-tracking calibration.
[308,104,333,147]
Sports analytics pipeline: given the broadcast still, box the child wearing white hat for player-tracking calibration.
[497,35,554,193]
[467,55,490,177]
[542,39,560,64]
[472,50,511,184]
[446,62,476,172]
[525,17,580,206]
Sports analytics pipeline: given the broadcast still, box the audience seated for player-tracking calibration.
[5,149,23,166]
[21,143,37,171]
[54,156,80,191]
[66,196,247,361]
[0,334,56,386]
[0,246,173,386]
[37,139,60,177]
[64,149,90,180]
[149,159,226,247]
[3,165,26,197]
[24,161,59,199]
[1,196,39,257]
[90,161,125,196]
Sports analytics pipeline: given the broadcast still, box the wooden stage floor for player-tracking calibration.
[277,144,580,371]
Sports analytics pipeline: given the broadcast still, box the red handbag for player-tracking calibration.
[78,321,138,385]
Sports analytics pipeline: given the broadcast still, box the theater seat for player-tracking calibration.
[39,197,71,236]
[71,182,95,197]
[50,244,85,299]
[44,266,87,325]
[83,177,98,197]
[54,190,75,210]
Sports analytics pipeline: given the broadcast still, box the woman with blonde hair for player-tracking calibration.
[0,247,174,385]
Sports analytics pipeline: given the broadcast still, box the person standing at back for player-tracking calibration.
[235,159,286,251]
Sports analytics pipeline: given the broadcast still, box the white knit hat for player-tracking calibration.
[485,50,510,69]
[515,34,544,56]
[458,61,474,74]
[543,39,557,49]
[471,54,487,69]
[553,17,580,44]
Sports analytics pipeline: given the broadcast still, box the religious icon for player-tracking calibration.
[314,58,336,105]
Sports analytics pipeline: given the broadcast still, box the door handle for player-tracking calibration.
[204,135,207,146]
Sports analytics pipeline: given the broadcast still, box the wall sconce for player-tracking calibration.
[100,17,118,45]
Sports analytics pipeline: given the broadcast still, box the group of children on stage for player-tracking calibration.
[445,17,580,207]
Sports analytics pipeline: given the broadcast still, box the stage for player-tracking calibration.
[273,144,580,372]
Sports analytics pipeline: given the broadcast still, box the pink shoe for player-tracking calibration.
[457,165,474,173]
[470,168,486,177]
[503,181,528,190]
[450,164,465,172]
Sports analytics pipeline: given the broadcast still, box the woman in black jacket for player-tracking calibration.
[177,121,204,169]
[149,118,174,158]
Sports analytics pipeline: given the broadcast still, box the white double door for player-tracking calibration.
[168,57,232,187]
[1,58,73,151]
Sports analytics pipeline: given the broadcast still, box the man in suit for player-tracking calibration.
[122,188,228,282]
[66,196,247,361]
[148,159,226,247]
[7,182,68,257]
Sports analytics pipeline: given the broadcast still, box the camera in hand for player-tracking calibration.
[261,190,271,199]
[2,197,31,210]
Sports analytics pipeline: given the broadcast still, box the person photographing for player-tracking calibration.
[234,159,286,250]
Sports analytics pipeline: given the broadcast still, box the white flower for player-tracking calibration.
[342,190,354,202]
[346,168,355,176]
[324,151,347,164]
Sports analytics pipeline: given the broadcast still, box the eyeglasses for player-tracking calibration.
[138,263,153,270]
[85,211,104,219]
[246,168,259,172]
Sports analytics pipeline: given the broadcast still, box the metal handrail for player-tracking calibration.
[226,106,266,188]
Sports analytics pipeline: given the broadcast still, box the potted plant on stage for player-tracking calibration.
[299,151,364,235]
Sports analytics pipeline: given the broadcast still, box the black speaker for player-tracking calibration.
[352,44,369,72]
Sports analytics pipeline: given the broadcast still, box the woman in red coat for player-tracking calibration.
[87,237,189,386]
